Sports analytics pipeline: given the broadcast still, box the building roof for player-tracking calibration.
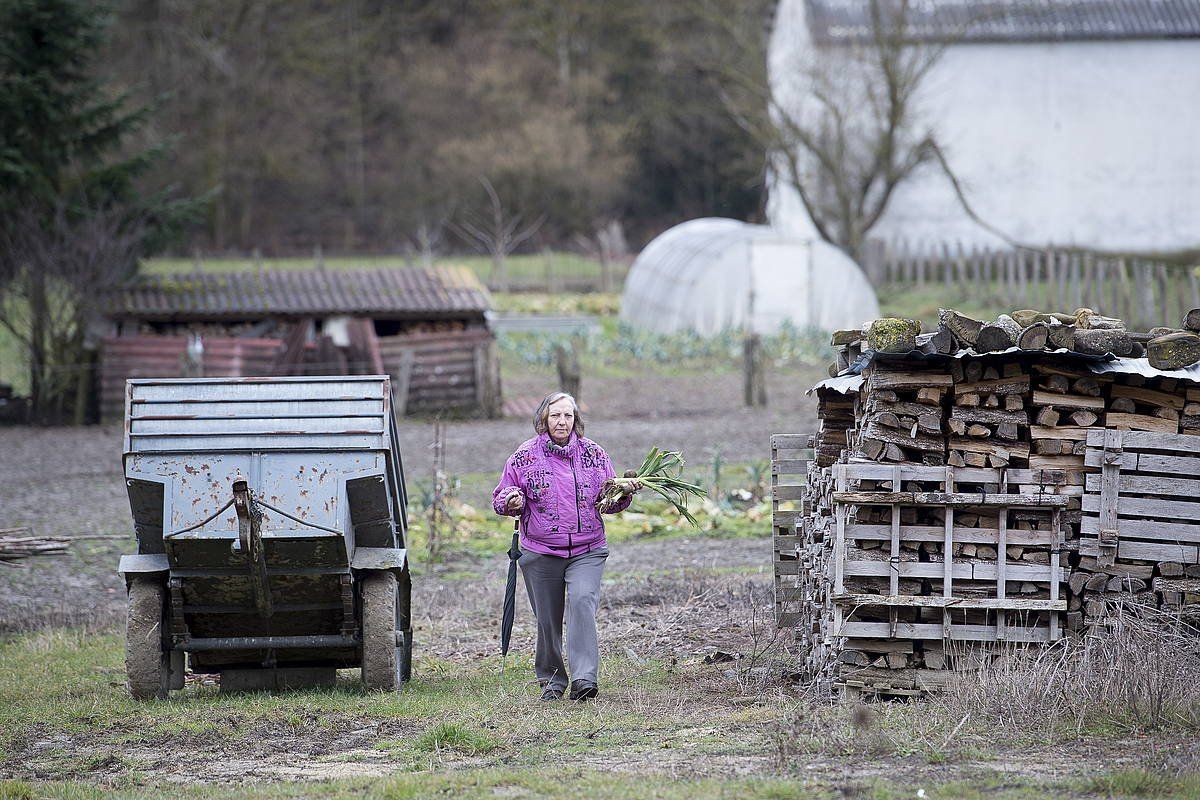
[807,0,1200,44]
[107,265,492,322]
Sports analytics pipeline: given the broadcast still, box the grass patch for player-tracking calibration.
[413,722,501,756]
[143,252,606,282]
[1085,769,1200,799]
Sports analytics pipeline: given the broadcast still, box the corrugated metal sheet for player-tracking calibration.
[808,374,865,395]
[101,336,283,422]
[808,0,1200,44]
[124,376,392,453]
[1088,355,1200,382]
[106,266,491,321]
[378,328,493,413]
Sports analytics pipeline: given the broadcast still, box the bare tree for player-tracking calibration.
[0,203,147,424]
[712,0,1000,262]
[449,177,545,291]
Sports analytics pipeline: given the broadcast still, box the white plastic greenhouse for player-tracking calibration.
[619,218,880,336]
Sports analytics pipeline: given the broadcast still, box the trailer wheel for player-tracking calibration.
[126,577,169,700]
[361,571,399,691]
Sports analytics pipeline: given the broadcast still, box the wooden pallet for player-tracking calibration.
[831,462,1068,647]
[1081,429,1200,566]
[771,433,808,628]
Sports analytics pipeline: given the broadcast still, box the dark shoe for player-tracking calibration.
[569,680,598,702]
[540,687,564,701]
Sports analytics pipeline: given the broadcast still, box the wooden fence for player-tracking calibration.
[864,243,1200,330]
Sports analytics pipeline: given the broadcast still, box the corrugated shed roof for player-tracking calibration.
[107,266,492,321]
[807,0,1200,44]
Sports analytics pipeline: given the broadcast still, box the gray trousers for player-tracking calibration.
[519,546,608,692]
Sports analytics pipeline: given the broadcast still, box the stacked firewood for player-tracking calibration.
[947,359,1030,468]
[1105,374,1183,433]
[854,365,949,465]
[800,305,1200,694]
[812,388,856,468]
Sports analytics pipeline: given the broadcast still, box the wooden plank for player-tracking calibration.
[1049,507,1062,640]
[1086,429,1200,452]
[1105,413,1179,433]
[954,376,1031,396]
[836,622,1052,643]
[1028,425,1089,441]
[948,438,1032,459]
[847,524,1055,546]
[834,465,847,594]
[843,561,1053,581]
[997,471,1009,640]
[833,491,1067,508]
[1081,514,1200,544]
[772,459,808,474]
[773,484,805,501]
[1085,472,1200,499]
[943,466,955,636]
[949,407,1029,425]
[833,594,1066,611]
[771,433,811,449]
[890,466,901,596]
[1082,492,1200,522]
[772,510,798,528]
[869,371,954,390]
[1079,538,1198,563]
[1135,452,1200,475]
[1030,390,1105,410]
[1097,428,1123,567]
[842,463,1001,483]
[1110,384,1186,410]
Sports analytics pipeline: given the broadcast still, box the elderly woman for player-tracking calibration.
[492,391,638,701]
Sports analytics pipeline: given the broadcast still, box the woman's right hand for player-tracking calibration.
[505,489,525,512]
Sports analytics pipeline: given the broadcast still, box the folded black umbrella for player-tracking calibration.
[500,520,521,657]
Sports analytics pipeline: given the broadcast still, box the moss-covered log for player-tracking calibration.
[867,318,921,353]
[1147,331,1200,370]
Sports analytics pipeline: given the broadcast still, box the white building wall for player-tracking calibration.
[768,0,1200,252]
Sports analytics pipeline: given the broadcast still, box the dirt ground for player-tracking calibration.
[2,364,1185,795]
[0,365,821,630]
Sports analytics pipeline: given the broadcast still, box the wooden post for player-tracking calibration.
[943,466,955,639]
[996,470,1008,641]
[890,465,901,596]
[554,339,582,400]
[743,333,767,407]
[393,348,414,417]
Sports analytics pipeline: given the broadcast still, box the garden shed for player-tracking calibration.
[619,218,879,337]
[99,266,500,422]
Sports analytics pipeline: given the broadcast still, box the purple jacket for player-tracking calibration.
[492,432,631,557]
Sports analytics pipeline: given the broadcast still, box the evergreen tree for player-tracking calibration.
[0,0,198,423]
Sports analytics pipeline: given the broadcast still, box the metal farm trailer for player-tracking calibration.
[117,376,412,698]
